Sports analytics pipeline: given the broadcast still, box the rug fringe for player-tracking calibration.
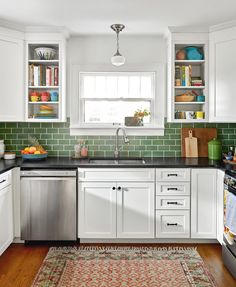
[49,246,197,252]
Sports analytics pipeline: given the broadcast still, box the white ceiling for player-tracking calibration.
[0,0,236,35]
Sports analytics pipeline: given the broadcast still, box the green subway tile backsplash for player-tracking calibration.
[0,118,236,157]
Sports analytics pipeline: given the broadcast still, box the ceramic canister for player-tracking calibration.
[196,111,204,119]
[0,140,5,159]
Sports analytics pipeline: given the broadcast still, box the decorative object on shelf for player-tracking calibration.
[41,91,50,102]
[0,140,5,159]
[30,92,41,102]
[208,138,222,160]
[185,111,195,120]
[111,24,125,66]
[184,46,203,60]
[35,47,56,60]
[133,109,150,126]
[34,105,57,119]
[50,91,58,102]
[176,49,186,60]
[125,116,142,126]
[175,92,195,102]
[195,111,204,119]
[196,95,205,102]
[21,136,48,160]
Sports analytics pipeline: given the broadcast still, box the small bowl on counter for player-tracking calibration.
[4,152,16,160]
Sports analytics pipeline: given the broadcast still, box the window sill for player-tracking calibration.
[70,125,165,136]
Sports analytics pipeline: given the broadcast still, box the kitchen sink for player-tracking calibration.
[89,158,146,165]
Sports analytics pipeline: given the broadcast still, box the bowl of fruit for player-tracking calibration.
[21,137,48,160]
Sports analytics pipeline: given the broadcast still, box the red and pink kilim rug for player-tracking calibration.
[32,247,217,287]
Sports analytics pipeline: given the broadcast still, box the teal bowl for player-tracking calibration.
[22,153,48,160]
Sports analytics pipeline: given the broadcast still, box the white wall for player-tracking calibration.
[67,35,167,115]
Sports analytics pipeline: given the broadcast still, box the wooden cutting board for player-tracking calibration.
[185,130,198,157]
[181,128,217,157]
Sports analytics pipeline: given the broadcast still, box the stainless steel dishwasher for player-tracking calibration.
[20,169,77,241]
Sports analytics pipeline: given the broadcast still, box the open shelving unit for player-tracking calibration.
[167,34,209,123]
[25,39,66,122]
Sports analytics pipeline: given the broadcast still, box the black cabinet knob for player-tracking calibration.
[117,186,121,190]
[112,187,116,190]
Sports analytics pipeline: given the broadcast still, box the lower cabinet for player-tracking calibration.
[216,169,225,244]
[191,169,217,239]
[78,181,155,239]
[0,171,13,255]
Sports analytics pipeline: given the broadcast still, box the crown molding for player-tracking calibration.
[210,19,236,32]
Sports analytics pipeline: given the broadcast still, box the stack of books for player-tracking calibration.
[29,65,59,86]
[175,65,192,86]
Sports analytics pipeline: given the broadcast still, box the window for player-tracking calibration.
[80,72,154,125]
[70,64,165,135]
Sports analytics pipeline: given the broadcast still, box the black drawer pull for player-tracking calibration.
[167,174,178,177]
[167,201,178,205]
[117,186,121,191]
[167,187,178,191]
[0,179,6,184]
[112,187,116,190]
[167,223,178,226]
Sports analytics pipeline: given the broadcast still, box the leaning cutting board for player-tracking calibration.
[185,130,198,157]
[181,128,217,157]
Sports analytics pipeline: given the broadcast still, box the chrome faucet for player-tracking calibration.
[114,127,129,158]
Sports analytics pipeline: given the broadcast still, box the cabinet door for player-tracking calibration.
[0,33,24,121]
[78,182,116,238]
[117,182,155,238]
[0,185,13,255]
[191,169,217,238]
[217,169,224,244]
[209,27,236,122]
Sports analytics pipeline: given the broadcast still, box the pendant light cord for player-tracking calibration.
[116,31,120,54]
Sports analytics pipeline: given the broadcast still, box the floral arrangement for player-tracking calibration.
[134,109,150,118]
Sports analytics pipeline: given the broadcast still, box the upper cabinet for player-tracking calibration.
[25,33,67,122]
[167,31,209,123]
[209,26,236,122]
[0,28,24,122]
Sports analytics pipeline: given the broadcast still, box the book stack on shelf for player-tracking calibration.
[28,65,59,87]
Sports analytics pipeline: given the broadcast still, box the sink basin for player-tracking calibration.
[88,158,146,165]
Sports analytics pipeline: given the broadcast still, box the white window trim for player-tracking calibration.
[70,64,165,136]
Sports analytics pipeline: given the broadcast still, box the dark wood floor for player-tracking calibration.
[0,243,236,287]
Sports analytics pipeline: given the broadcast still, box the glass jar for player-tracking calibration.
[0,140,5,159]
[81,142,88,158]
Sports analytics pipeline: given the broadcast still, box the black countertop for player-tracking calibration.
[0,156,230,175]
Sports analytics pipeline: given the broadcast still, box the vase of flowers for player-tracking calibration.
[134,109,150,126]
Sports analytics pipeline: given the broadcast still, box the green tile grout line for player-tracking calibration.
[0,118,236,157]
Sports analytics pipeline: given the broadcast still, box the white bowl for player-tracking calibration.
[4,153,16,160]
[35,47,56,60]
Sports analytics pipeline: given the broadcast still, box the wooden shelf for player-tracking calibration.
[173,119,206,123]
[175,86,205,89]
[28,102,59,104]
[175,60,205,64]
[28,86,59,89]
[28,60,59,64]
[175,102,205,105]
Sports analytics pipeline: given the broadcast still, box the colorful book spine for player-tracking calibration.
[46,66,51,86]
[181,66,185,86]
[33,66,39,86]
[54,67,59,86]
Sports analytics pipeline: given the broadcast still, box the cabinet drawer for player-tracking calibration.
[156,210,190,238]
[78,168,155,182]
[156,196,190,210]
[156,169,190,182]
[156,182,190,195]
[0,171,11,190]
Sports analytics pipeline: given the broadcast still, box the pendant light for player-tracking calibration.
[111,24,125,66]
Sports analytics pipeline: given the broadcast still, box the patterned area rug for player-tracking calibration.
[32,247,217,287]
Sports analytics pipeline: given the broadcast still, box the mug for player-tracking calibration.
[30,92,40,102]
[41,92,50,102]
[50,91,58,102]
[196,95,205,102]
[196,111,205,119]
[185,111,195,119]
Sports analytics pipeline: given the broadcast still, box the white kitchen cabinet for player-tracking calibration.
[78,182,116,238]
[191,169,217,238]
[117,182,154,238]
[0,171,13,255]
[217,169,225,244]
[0,28,24,121]
[209,26,236,122]
[78,168,155,239]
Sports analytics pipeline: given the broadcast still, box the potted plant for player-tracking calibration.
[134,109,150,126]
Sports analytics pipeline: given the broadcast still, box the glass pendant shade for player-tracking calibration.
[111,53,125,66]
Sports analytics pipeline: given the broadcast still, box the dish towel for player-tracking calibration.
[226,190,236,235]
